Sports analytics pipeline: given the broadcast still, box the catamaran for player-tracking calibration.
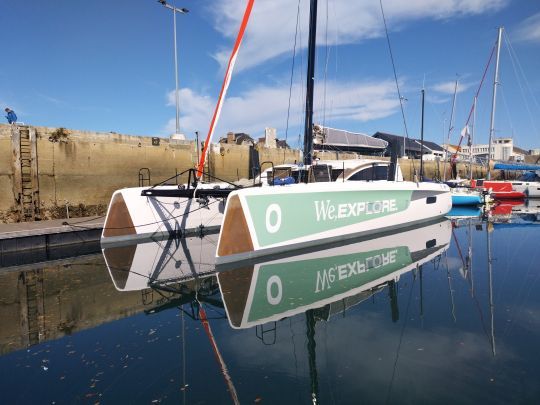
[100,0,451,259]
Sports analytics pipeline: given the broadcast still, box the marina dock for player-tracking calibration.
[0,217,104,267]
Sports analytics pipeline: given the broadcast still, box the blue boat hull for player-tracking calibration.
[451,194,482,206]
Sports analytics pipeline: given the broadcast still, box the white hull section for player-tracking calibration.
[216,181,451,263]
[100,185,226,246]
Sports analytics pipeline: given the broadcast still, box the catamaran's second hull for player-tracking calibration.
[100,186,226,246]
[216,181,451,263]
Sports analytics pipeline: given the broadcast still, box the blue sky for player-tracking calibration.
[1,0,540,149]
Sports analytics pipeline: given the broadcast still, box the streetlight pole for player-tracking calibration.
[158,0,188,136]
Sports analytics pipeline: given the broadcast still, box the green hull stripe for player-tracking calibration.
[245,190,412,247]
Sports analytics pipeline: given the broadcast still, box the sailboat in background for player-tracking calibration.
[469,26,538,200]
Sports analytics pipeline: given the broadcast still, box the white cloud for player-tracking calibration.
[431,80,472,95]
[165,79,401,139]
[208,0,509,72]
[166,88,215,136]
[514,12,540,43]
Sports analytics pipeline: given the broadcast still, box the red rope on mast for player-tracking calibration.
[196,0,255,178]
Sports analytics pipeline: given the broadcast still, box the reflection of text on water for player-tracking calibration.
[315,249,398,293]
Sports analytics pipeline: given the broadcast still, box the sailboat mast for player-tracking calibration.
[443,79,458,182]
[303,0,318,169]
[420,88,425,180]
[470,96,477,181]
[487,27,503,180]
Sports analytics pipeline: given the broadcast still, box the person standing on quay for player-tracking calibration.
[4,107,17,124]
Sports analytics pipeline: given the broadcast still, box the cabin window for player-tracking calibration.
[348,165,389,181]
[426,196,437,204]
[426,239,436,249]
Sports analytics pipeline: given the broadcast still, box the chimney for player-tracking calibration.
[227,132,235,144]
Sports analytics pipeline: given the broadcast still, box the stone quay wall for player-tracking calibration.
[0,124,300,221]
[1,123,499,222]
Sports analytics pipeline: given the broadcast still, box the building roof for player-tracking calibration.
[372,132,421,152]
[314,125,388,150]
[373,132,444,153]
[415,140,444,152]
[513,146,529,156]
[219,132,254,145]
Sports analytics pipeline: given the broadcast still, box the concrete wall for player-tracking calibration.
[0,126,14,215]
[0,124,302,221]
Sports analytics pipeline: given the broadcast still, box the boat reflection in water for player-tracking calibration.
[487,199,540,225]
[103,218,451,327]
[103,219,451,402]
[103,233,219,292]
[102,219,454,403]
[218,219,451,329]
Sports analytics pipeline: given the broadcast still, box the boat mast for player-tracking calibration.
[303,0,318,170]
[487,27,503,180]
[469,97,477,181]
[443,79,458,182]
[420,87,425,180]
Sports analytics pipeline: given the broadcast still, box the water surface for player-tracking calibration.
[1,206,539,404]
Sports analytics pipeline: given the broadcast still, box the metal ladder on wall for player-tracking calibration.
[12,126,41,221]
[18,270,45,347]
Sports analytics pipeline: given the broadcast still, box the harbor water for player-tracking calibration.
[1,203,539,404]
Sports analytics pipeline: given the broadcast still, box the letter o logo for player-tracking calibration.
[267,275,282,305]
[265,203,282,233]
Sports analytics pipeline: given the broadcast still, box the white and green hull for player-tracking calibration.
[216,181,451,263]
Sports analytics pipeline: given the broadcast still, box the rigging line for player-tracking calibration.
[379,0,411,140]
[451,227,466,268]
[505,31,540,112]
[503,32,540,139]
[443,78,459,181]
[451,45,496,162]
[285,0,302,145]
[445,252,457,323]
[386,272,416,403]
[499,86,517,140]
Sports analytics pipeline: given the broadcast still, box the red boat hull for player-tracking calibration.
[470,179,526,200]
